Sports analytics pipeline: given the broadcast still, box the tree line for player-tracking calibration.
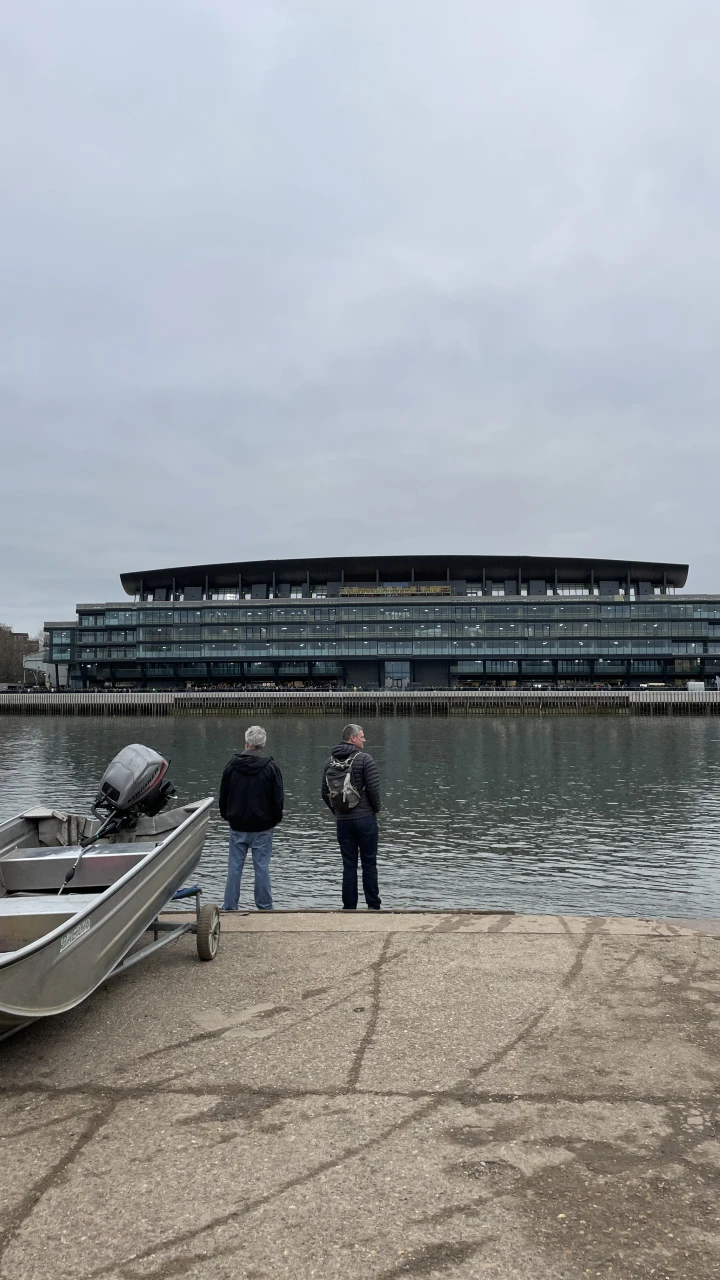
[0,626,41,683]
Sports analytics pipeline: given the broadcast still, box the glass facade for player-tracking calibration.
[48,593,720,688]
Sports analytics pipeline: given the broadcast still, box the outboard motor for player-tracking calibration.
[58,745,175,895]
[95,744,175,821]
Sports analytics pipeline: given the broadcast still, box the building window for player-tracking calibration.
[173,610,203,624]
[105,612,137,626]
[384,661,411,688]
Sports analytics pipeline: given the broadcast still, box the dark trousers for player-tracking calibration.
[336,815,381,909]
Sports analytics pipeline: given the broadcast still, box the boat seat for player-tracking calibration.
[0,895,100,953]
[0,894,99,916]
[0,844,155,894]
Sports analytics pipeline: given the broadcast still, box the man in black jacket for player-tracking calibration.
[220,725,284,911]
[322,723,381,910]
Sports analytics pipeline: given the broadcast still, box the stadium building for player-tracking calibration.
[44,554,720,690]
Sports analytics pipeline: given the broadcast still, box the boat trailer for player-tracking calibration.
[0,885,220,1044]
[109,884,221,973]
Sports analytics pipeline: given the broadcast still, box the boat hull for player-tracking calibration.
[0,798,213,1033]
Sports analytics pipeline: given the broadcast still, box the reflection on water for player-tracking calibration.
[1,715,720,917]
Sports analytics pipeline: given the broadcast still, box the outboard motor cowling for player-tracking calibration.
[95,744,175,819]
[59,744,176,894]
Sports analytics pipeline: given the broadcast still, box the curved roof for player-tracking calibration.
[121,555,688,595]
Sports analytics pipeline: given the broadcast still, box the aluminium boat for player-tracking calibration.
[0,744,217,1040]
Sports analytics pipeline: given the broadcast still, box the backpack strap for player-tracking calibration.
[348,751,366,788]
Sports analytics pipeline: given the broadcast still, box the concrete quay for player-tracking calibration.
[1,911,720,1280]
[2,688,720,716]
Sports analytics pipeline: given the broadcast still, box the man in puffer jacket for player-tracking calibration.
[220,725,284,910]
[322,723,381,910]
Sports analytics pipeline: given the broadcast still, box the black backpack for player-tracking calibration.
[325,753,364,814]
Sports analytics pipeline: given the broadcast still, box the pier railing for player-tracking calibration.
[1,689,720,716]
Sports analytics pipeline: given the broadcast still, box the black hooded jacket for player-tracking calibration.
[219,750,284,832]
[321,742,381,820]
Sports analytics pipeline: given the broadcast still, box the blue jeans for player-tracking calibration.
[336,815,381,909]
[223,829,274,911]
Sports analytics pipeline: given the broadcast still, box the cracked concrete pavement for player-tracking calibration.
[1,911,720,1279]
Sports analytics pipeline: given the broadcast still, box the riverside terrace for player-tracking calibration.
[43,553,720,692]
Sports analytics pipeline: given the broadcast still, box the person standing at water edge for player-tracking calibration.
[220,726,284,911]
[322,724,381,910]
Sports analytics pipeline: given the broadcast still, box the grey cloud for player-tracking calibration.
[1,0,719,631]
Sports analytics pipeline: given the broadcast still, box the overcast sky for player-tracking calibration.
[1,0,719,632]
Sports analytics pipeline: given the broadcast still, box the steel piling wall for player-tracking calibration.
[1,690,720,716]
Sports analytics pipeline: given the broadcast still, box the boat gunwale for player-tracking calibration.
[0,796,214,972]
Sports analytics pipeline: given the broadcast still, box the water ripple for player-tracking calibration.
[1,715,719,917]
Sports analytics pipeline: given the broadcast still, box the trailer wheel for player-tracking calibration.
[196,905,220,961]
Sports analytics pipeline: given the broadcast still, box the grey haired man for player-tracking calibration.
[220,725,284,910]
[322,724,381,910]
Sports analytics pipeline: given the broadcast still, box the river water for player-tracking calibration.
[1,715,719,918]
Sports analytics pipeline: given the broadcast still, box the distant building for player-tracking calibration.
[0,626,39,685]
[43,554,711,690]
[22,652,68,688]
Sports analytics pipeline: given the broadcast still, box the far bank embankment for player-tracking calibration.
[2,688,720,716]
